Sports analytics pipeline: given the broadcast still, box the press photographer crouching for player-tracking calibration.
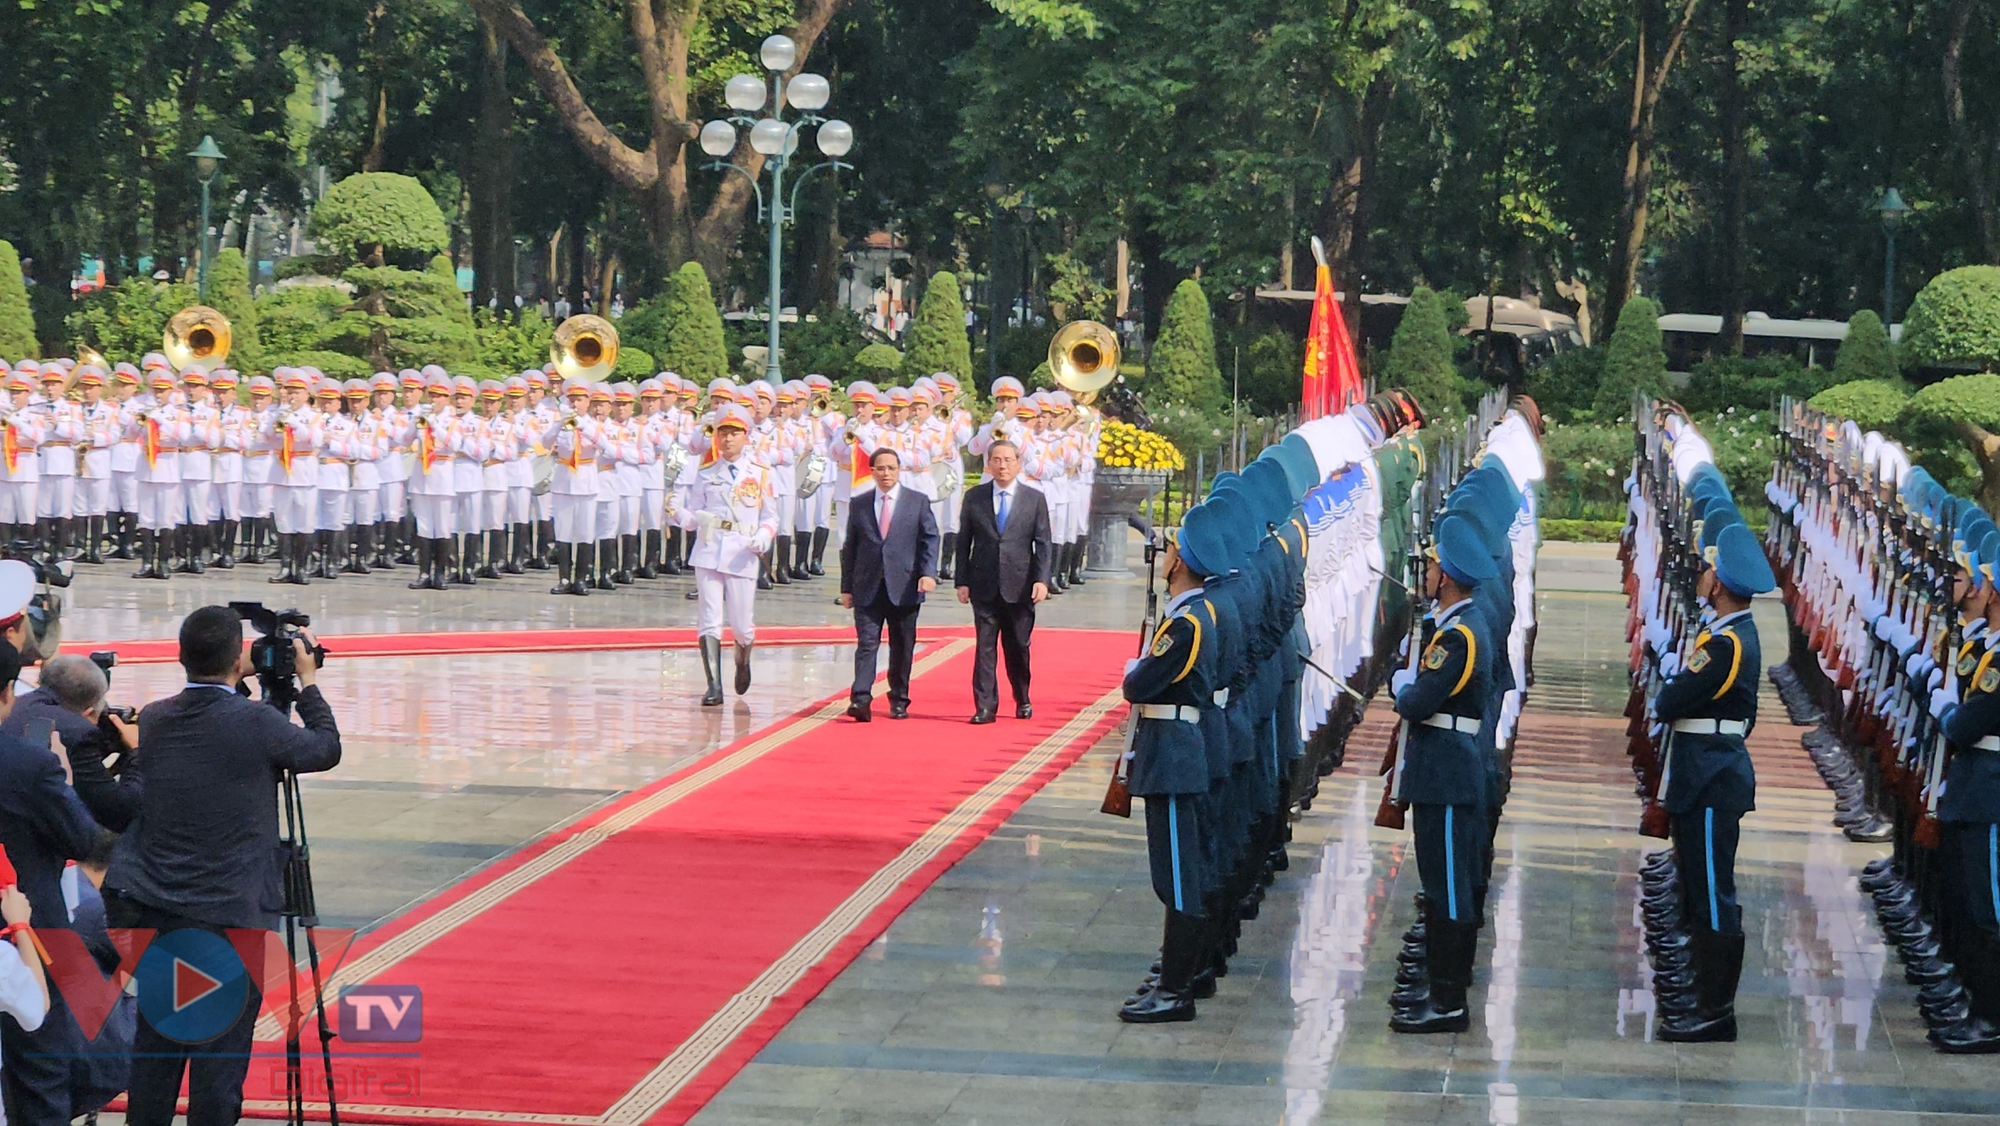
[1,654,142,831]
[104,604,340,1126]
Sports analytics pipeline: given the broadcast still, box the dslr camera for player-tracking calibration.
[230,602,328,711]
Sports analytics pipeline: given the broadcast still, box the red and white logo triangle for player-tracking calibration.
[172,958,223,1012]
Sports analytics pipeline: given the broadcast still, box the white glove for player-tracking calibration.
[1658,652,1681,678]
[1931,686,1955,720]
[1874,618,1894,643]
[1927,666,1944,692]
[694,510,718,536]
[1644,621,1669,652]
[1391,668,1416,696]
[753,529,774,555]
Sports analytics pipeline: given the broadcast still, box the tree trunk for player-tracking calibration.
[471,21,516,311]
[362,1,390,173]
[1716,0,1749,353]
[1606,0,1700,332]
[1323,73,1392,349]
[1943,0,2000,264]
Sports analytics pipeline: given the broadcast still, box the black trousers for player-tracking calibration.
[853,593,921,706]
[106,894,263,1126]
[1946,821,2000,938]
[971,597,1034,713]
[1,964,82,1126]
[1412,803,1481,923]
[1672,806,1744,935]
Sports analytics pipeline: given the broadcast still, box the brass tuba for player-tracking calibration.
[1047,320,1120,405]
[551,314,620,382]
[73,343,108,371]
[163,306,233,373]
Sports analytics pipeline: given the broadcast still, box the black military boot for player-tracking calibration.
[264,533,289,584]
[516,523,542,571]
[287,531,313,585]
[213,519,236,568]
[131,530,154,579]
[757,553,774,591]
[536,519,556,568]
[441,536,467,585]
[663,528,685,575]
[476,531,504,580]
[573,542,594,596]
[1120,910,1200,1023]
[244,518,265,564]
[938,532,954,580]
[1071,540,1088,584]
[808,526,828,576]
[699,636,725,706]
[594,539,618,590]
[734,642,753,695]
[1930,929,2000,1053]
[109,513,133,560]
[396,516,418,564]
[791,532,811,580]
[1658,929,1743,1043]
[352,527,375,574]
[548,543,575,595]
[369,521,393,568]
[615,535,637,584]
[428,537,450,590]
[501,526,525,575]
[1391,917,1473,1033]
[81,516,105,565]
[772,537,792,585]
[636,530,660,580]
[408,539,439,590]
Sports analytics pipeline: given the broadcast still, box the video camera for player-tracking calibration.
[2,543,71,664]
[229,602,328,713]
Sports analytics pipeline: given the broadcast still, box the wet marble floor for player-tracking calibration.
[54,552,2000,1123]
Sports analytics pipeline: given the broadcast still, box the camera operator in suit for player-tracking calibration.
[840,447,940,722]
[954,440,1052,725]
[104,605,341,1126]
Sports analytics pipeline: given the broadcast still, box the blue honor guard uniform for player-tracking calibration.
[1932,533,2000,1052]
[1388,513,1494,1035]
[1650,519,1770,1043]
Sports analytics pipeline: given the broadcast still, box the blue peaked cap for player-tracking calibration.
[1713,522,1775,597]
[1434,513,1498,585]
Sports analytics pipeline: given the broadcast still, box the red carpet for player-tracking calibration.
[237,627,1132,1126]
[62,623,971,666]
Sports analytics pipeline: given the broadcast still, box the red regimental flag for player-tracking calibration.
[1300,262,1337,420]
[1325,273,1363,412]
[849,440,872,490]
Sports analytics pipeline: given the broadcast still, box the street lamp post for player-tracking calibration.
[983,176,1007,385]
[1014,195,1036,328]
[1879,187,1912,325]
[700,36,854,384]
[188,135,226,300]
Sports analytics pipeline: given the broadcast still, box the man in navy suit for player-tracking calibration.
[955,441,1052,723]
[841,447,940,721]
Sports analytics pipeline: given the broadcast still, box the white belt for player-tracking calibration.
[1671,718,1748,736]
[1137,703,1200,723]
[1420,714,1481,734]
[1212,688,1230,708]
[1976,736,2000,752]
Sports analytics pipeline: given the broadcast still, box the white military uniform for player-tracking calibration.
[682,439,778,643]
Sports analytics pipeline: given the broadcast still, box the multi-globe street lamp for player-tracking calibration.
[700,35,854,383]
[189,135,226,299]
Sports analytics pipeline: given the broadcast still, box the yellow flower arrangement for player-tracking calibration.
[1096,419,1186,471]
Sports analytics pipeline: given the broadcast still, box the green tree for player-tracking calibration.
[429,255,474,329]
[1832,309,1897,384]
[1594,296,1669,418]
[1382,287,1457,418]
[1901,267,2000,373]
[310,174,451,268]
[1809,379,1910,430]
[303,175,465,371]
[1148,278,1222,411]
[1907,374,2000,514]
[856,343,904,379]
[68,277,199,362]
[651,262,728,385]
[0,242,38,361]
[207,248,261,371]
[901,271,973,383]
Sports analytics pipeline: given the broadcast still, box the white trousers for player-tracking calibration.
[77,476,110,518]
[775,490,796,536]
[136,482,176,530]
[796,486,830,532]
[273,486,316,535]
[317,489,350,532]
[552,494,595,544]
[483,490,507,532]
[412,494,456,539]
[351,488,380,527]
[36,476,73,520]
[179,480,211,527]
[0,483,35,525]
[379,480,407,523]
[244,482,274,520]
[640,488,666,532]
[211,480,241,521]
[112,471,138,513]
[535,491,552,521]
[695,566,757,643]
[507,486,532,526]
[453,494,482,538]
[941,484,964,534]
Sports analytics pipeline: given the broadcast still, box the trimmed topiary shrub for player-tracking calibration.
[1902,266,2000,374]
[1809,379,1911,431]
[613,346,656,381]
[1149,278,1223,412]
[1832,309,1897,383]
[1907,373,2000,513]
[1382,286,1457,419]
[207,247,261,370]
[309,173,450,267]
[475,310,554,375]
[1594,295,1668,418]
[0,241,39,360]
[901,270,973,384]
[855,343,903,380]
[645,262,728,384]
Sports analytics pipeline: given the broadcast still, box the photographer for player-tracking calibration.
[104,605,340,1126]
[1,655,140,831]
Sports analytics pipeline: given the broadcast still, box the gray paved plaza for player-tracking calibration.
[62,545,2000,1124]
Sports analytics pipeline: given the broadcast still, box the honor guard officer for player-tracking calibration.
[207,369,245,567]
[682,405,778,707]
[1648,519,1771,1043]
[1929,527,2000,1052]
[541,378,601,595]
[131,368,187,580]
[311,379,353,580]
[265,368,322,585]
[33,365,81,562]
[406,372,461,590]
[1118,506,1228,1026]
[1388,513,1496,1035]
[75,366,115,564]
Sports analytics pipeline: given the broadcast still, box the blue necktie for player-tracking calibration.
[996,489,1010,534]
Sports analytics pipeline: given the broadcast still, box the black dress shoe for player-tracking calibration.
[1118,985,1196,1024]
[1015,703,1033,719]
[846,700,871,723]
[970,710,997,725]
[889,702,909,719]
[1929,1016,2000,1053]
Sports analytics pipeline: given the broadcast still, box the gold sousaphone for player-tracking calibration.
[163,305,233,373]
[552,314,620,382]
[1047,319,1120,405]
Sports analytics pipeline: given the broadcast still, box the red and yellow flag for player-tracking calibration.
[849,440,872,491]
[145,417,161,470]
[2,423,15,475]
[1300,261,1363,420]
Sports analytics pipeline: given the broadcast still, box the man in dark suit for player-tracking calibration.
[841,447,940,721]
[955,440,1052,724]
[104,605,341,1126]
[0,640,104,1126]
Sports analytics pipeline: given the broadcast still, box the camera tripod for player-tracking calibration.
[265,683,341,1126]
